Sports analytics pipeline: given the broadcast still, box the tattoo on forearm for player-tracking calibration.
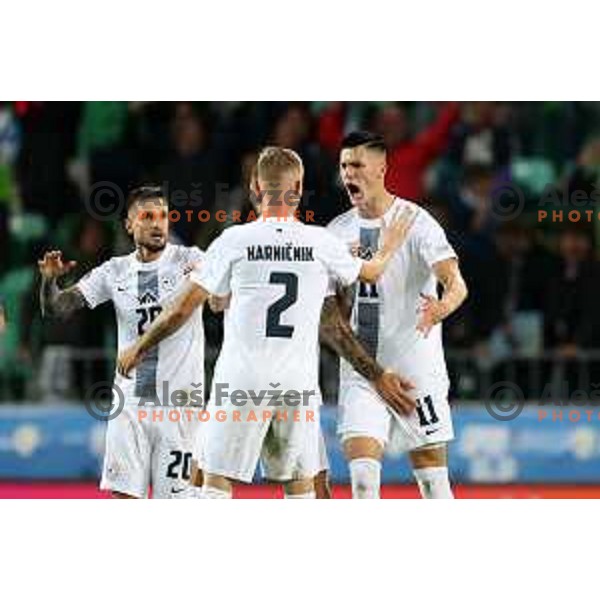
[319,295,384,383]
[338,285,354,321]
[40,279,86,319]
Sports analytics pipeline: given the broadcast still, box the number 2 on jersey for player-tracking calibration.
[266,272,298,338]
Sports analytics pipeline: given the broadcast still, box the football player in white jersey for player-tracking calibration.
[205,167,418,499]
[118,147,416,499]
[329,131,468,499]
[38,186,205,499]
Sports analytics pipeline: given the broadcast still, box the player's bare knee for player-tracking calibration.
[409,443,447,469]
[343,436,383,461]
[284,477,314,496]
[204,473,233,493]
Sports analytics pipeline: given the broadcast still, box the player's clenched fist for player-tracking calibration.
[373,370,416,416]
[37,250,77,280]
[117,344,144,378]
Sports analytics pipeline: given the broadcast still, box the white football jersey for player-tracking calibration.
[77,243,205,404]
[327,197,457,387]
[191,217,362,398]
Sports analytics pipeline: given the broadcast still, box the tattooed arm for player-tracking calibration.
[320,293,383,382]
[319,291,416,415]
[38,251,86,319]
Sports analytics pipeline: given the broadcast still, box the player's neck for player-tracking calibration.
[358,191,395,220]
[261,205,296,221]
[136,246,164,263]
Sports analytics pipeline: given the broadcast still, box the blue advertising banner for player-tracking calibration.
[322,404,600,484]
[1,404,600,483]
[0,406,105,479]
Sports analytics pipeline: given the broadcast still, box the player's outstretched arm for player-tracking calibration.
[417,258,468,338]
[117,280,208,377]
[38,250,85,319]
[358,206,417,284]
[319,293,416,415]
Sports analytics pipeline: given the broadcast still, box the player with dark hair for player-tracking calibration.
[327,131,468,499]
[38,185,205,498]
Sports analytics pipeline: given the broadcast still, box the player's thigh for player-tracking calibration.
[151,408,196,499]
[260,404,321,482]
[388,383,453,455]
[338,380,391,460]
[100,404,152,499]
[202,404,270,484]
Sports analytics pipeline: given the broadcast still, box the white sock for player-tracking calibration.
[349,458,381,499]
[284,491,316,499]
[201,485,232,500]
[414,467,454,499]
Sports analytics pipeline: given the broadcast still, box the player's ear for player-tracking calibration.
[380,155,387,179]
[124,215,133,235]
[250,178,261,199]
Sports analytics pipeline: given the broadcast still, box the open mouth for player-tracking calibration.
[345,182,365,203]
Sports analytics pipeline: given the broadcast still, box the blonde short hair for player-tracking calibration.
[256,146,304,183]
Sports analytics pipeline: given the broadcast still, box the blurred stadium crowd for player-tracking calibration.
[1,101,600,403]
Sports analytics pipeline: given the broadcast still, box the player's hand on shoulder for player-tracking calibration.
[374,370,416,416]
[117,344,144,378]
[380,205,418,253]
[37,250,77,280]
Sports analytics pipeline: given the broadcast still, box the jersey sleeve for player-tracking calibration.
[186,246,205,263]
[189,230,236,296]
[76,260,113,309]
[318,230,362,287]
[413,210,457,268]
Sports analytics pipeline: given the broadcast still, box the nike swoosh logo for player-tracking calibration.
[425,428,440,435]
[170,487,186,495]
